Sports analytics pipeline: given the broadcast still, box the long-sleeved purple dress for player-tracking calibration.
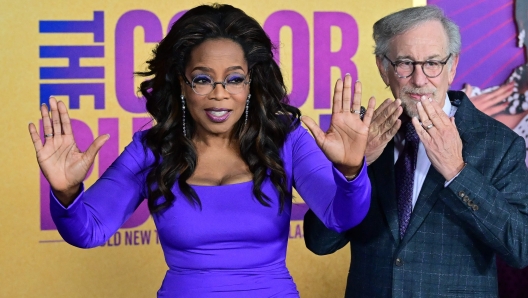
[50,124,371,297]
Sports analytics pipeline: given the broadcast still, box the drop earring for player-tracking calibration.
[181,95,187,138]
[245,94,251,126]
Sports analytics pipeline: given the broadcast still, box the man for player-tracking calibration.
[303,5,528,297]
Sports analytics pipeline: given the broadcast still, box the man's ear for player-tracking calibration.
[376,56,390,86]
[448,54,459,85]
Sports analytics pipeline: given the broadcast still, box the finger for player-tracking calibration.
[380,118,401,143]
[463,84,473,97]
[58,101,73,136]
[420,96,449,126]
[373,98,395,120]
[351,79,361,114]
[412,116,431,143]
[332,79,344,114]
[301,116,326,147]
[41,103,53,139]
[342,74,353,113]
[361,96,376,128]
[82,134,110,169]
[49,97,62,137]
[484,102,509,116]
[416,101,435,132]
[375,98,402,126]
[28,122,43,152]
[478,88,513,111]
[381,104,403,133]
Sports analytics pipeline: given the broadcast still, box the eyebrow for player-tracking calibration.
[395,55,442,60]
[190,66,246,72]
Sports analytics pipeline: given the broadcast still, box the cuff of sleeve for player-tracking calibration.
[334,157,368,187]
[50,184,85,214]
[444,163,467,187]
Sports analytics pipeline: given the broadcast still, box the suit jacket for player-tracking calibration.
[303,91,528,298]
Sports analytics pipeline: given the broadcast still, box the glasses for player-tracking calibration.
[384,54,452,78]
[183,72,251,96]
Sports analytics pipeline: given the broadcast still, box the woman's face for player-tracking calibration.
[182,38,250,138]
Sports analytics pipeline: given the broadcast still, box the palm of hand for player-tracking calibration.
[322,113,369,166]
[36,134,90,192]
[29,98,109,203]
[301,75,374,175]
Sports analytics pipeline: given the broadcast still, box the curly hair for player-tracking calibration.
[136,4,301,213]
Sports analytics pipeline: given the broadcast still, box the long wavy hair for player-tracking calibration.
[136,4,301,213]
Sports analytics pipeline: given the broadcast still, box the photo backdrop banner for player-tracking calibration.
[1,0,418,297]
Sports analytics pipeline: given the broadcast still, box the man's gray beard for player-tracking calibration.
[399,86,437,119]
[401,98,419,119]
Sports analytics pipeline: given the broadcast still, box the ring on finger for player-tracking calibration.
[44,133,54,138]
[351,109,361,114]
[425,124,434,130]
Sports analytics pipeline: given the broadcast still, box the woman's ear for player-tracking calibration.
[179,76,186,96]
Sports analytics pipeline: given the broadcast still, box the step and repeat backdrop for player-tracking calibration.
[2,0,525,297]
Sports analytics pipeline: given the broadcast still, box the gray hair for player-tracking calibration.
[373,5,461,68]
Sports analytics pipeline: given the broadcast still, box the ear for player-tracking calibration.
[447,54,459,85]
[179,76,187,96]
[376,56,390,86]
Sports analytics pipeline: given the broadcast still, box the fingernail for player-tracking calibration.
[417,102,422,107]
[421,95,427,101]
[345,73,350,76]
[428,97,433,102]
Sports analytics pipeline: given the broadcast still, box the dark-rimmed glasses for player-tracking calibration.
[384,54,452,78]
[183,72,251,95]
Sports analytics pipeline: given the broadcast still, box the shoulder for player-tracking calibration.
[122,129,155,166]
[450,91,522,143]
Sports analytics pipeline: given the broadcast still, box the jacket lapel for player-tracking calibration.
[371,140,400,243]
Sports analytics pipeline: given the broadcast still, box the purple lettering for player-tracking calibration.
[264,11,310,107]
[167,10,188,32]
[314,12,359,109]
[115,10,163,113]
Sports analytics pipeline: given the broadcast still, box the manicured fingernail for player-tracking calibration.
[345,73,350,76]
[421,95,427,101]
[417,102,422,107]
[428,97,433,102]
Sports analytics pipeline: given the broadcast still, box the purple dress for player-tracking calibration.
[50,125,371,297]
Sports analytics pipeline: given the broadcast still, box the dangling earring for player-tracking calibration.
[181,95,187,138]
[245,94,251,126]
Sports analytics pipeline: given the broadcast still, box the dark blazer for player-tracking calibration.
[304,91,528,298]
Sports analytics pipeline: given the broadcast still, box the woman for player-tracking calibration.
[28,4,374,297]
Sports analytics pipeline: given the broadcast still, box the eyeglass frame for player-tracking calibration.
[181,71,252,95]
[383,53,452,79]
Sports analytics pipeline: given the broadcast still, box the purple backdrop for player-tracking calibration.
[431,0,524,89]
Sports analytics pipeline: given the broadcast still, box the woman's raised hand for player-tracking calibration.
[28,97,109,205]
[301,74,375,177]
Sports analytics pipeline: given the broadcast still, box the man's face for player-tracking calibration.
[377,20,459,119]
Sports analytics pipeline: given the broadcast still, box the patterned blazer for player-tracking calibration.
[303,91,528,298]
